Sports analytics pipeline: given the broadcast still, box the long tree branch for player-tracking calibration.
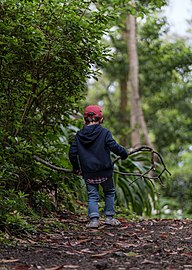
[33,155,72,173]
[33,146,171,187]
[113,146,171,186]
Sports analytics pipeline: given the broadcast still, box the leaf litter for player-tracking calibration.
[0,213,191,270]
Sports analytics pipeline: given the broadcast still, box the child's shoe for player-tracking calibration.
[87,218,100,228]
[104,216,121,226]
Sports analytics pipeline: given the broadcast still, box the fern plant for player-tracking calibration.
[113,150,162,216]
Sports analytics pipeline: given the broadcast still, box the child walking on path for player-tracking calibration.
[69,105,128,228]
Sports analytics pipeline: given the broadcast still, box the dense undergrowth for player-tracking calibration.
[0,133,168,239]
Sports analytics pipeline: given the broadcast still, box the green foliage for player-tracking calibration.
[138,15,192,154]
[0,0,115,233]
[33,191,55,214]
[0,189,35,234]
[96,0,167,21]
[161,148,192,215]
[138,15,192,216]
[0,0,110,137]
[113,151,160,216]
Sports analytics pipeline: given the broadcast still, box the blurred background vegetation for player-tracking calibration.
[0,0,191,236]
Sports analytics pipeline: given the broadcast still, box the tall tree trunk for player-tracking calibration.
[119,74,128,146]
[118,24,130,147]
[126,14,154,149]
[127,14,140,147]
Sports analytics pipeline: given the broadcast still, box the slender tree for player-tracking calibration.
[126,9,154,148]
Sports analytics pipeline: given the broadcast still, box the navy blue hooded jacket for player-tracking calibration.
[69,124,128,180]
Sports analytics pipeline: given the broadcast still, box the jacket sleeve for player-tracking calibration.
[68,138,80,171]
[105,131,128,160]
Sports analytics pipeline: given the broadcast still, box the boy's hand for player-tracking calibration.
[73,170,82,176]
[121,152,129,160]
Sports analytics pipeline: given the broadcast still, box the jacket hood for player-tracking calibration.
[77,124,103,145]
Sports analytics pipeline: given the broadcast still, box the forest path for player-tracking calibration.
[0,213,192,270]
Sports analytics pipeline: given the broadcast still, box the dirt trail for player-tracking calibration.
[0,214,192,270]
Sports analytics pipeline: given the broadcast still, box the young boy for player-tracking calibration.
[69,105,128,228]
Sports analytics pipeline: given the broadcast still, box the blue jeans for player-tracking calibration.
[86,178,115,219]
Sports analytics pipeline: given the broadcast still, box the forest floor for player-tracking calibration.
[0,212,192,270]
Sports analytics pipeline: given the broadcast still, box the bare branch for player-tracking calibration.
[33,146,171,189]
[113,146,171,186]
[33,155,72,173]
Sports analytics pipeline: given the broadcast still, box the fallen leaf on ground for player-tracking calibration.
[181,252,192,257]
[124,252,139,257]
[45,266,64,270]
[141,259,160,264]
[91,249,120,258]
[80,248,94,254]
[104,232,115,237]
[12,265,32,270]
[177,247,184,251]
[159,233,169,238]
[45,265,79,270]
[118,225,133,230]
[63,265,79,269]
[70,238,91,246]
[0,259,20,263]
[45,264,79,270]
[116,242,138,248]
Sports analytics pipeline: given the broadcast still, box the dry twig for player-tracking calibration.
[113,146,171,190]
